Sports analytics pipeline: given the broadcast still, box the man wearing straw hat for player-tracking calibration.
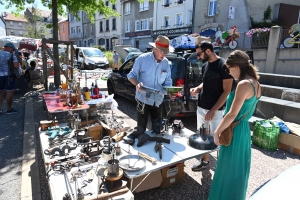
[127,35,175,132]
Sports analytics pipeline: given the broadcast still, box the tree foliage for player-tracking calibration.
[24,7,49,38]
[1,0,148,87]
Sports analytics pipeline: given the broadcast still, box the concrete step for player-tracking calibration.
[261,84,300,103]
[255,96,300,124]
[258,72,300,89]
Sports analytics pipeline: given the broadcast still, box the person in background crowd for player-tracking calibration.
[190,41,234,171]
[0,42,19,114]
[127,35,175,132]
[208,50,261,200]
[113,50,119,69]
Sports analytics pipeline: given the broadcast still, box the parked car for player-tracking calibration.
[107,52,203,118]
[124,52,143,62]
[75,47,109,70]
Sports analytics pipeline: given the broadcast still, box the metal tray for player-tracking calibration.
[140,86,159,94]
[118,154,146,172]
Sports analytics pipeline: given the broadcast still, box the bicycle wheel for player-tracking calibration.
[229,40,238,49]
[283,37,294,48]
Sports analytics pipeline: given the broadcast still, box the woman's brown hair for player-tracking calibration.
[226,50,259,81]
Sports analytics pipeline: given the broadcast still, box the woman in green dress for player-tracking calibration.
[208,50,261,200]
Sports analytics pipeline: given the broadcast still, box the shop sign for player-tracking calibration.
[153,27,192,36]
[125,30,152,37]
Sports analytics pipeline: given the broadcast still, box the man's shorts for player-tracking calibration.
[0,76,16,91]
[197,106,224,136]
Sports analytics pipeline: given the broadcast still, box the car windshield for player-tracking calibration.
[83,49,105,57]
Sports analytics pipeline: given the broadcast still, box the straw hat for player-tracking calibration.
[149,35,174,54]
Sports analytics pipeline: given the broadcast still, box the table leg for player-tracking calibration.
[132,173,151,193]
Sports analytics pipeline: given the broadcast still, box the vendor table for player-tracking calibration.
[42,92,90,119]
[39,123,134,200]
[117,128,219,191]
[39,121,218,197]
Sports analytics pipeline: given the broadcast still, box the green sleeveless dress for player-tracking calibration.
[208,81,260,200]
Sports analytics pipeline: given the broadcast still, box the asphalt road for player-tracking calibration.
[0,84,27,200]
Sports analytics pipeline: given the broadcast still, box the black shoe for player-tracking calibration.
[191,158,209,171]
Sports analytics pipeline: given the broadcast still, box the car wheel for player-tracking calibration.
[107,80,115,96]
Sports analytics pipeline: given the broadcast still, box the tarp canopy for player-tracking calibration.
[19,38,38,51]
[0,36,26,48]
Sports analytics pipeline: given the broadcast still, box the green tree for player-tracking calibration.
[1,0,121,87]
[24,7,49,38]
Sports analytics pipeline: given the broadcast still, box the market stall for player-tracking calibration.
[38,80,218,199]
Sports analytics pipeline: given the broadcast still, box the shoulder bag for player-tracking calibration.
[219,87,258,146]
[8,54,21,79]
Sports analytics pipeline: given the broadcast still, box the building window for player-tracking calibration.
[140,0,149,11]
[106,20,109,31]
[10,30,14,35]
[19,30,22,36]
[164,0,170,7]
[164,16,169,28]
[141,19,149,30]
[63,34,66,41]
[176,13,183,26]
[90,24,93,34]
[10,21,13,26]
[208,0,217,16]
[77,26,81,33]
[62,24,65,32]
[135,20,140,31]
[18,22,22,27]
[125,2,130,15]
[84,24,87,35]
[125,21,130,32]
[100,21,103,32]
[71,27,75,34]
[112,18,116,30]
[105,1,109,6]
[186,10,192,25]
[112,4,116,10]
[70,14,74,22]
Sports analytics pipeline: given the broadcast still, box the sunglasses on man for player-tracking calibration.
[196,49,206,57]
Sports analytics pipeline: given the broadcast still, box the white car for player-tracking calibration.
[76,47,109,70]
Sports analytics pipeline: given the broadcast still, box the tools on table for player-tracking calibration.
[44,143,78,157]
[47,126,71,140]
[152,137,171,164]
[138,151,157,164]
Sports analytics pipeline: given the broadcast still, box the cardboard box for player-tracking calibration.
[278,133,300,156]
[100,121,117,137]
[100,120,129,138]
[81,119,103,140]
[127,170,162,193]
[160,162,184,188]
[89,124,103,140]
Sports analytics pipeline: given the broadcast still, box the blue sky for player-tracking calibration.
[0,0,50,14]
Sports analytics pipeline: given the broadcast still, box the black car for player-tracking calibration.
[106,52,203,118]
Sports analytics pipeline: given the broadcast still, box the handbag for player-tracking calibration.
[219,101,257,146]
